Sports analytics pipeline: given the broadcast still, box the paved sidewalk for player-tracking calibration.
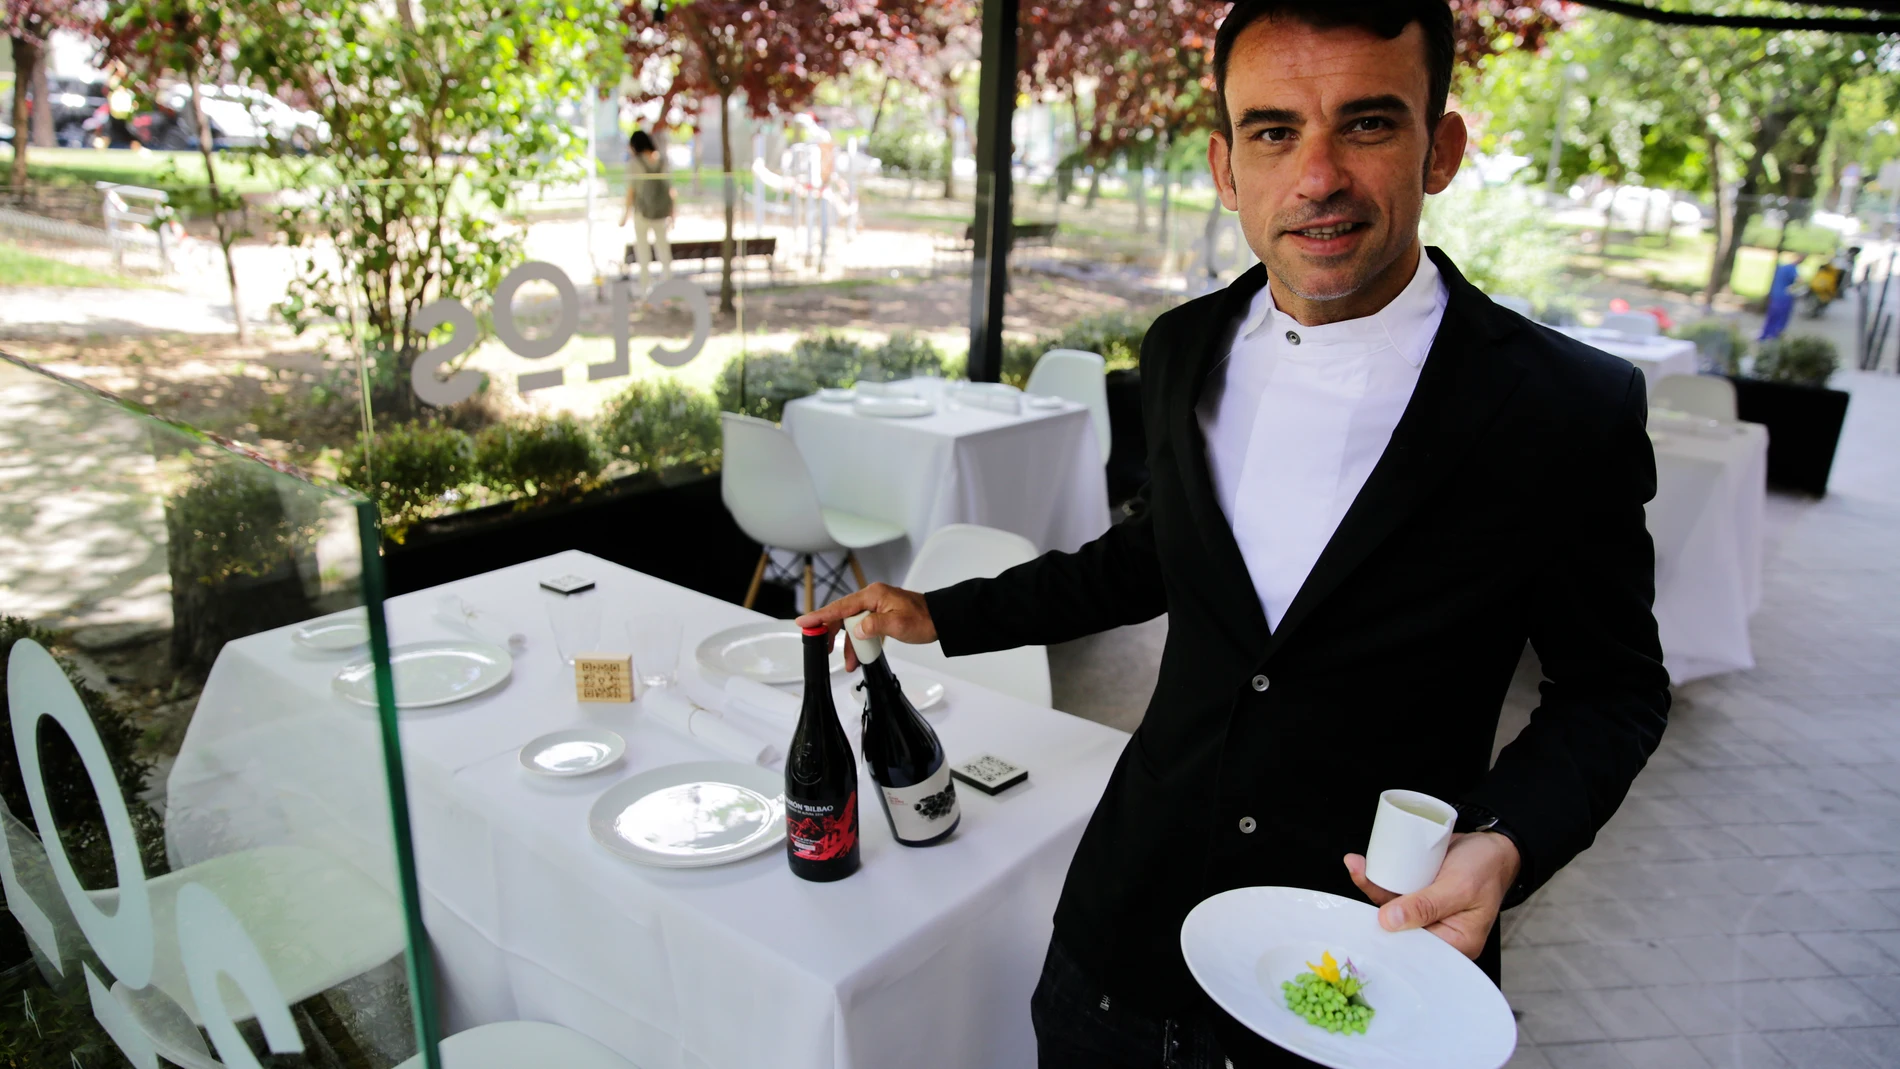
[1503,369,1900,1069]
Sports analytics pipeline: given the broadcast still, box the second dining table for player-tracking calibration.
[782,385,1112,584]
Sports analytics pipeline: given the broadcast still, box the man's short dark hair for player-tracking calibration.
[1213,0,1455,139]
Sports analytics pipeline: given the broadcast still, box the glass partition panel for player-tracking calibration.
[0,351,439,1069]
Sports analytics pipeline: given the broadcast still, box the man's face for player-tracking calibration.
[1209,18,1466,322]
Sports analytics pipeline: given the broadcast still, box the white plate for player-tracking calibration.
[1025,395,1066,410]
[520,728,626,777]
[588,760,785,868]
[293,609,370,652]
[853,396,936,419]
[1181,886,1516,1069]
[817,387,856,403]
[696,622,845,684]
[913,680,945,711]
[333,641,513,709]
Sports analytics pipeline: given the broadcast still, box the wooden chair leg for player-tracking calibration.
[848,552,868,591]
[743,549,769,610]
[803,556,817,615]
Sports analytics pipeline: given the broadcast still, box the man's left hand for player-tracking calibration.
[1342,832,1520,960]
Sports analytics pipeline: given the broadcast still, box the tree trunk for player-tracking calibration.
[940,90,958,200]
[1158,165,1174,247]
[8,37,42,194]
[29,54,52,148]
[1700,120,1727,308]
[189,71,247,345]
[1598,181,1617,253]
[868,76,893,139]
[1085,165,1102,208]
[1132,160,1148,235]
[1710,101,1797,299]
[718,90,737,318]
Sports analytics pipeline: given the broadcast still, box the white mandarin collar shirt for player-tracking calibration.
[1196,251,1449,630]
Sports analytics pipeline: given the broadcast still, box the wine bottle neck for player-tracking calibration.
[802,630,834,685]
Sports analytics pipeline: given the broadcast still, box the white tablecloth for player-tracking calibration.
[168,550,1129,1069]
[1557,327,1700,394]
[1645,414,1768,683]
[782,393,1111,583]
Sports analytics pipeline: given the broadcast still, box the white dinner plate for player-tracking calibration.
[1181,886,1516,1069]
[817,387,856,403]
[588,760,785,868]
[854,396,936,419]
[292,609,370,652]
[1025,395,1066,410]
[696,622,845,684]
[333,641,513,709]
[913,680,945,711]
[520,728,626,777]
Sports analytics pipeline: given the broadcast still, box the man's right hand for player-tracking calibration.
[794,583,937,671]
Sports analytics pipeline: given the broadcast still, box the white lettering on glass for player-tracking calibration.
[8,640,154,988]
[179,882,305,1068]
[410,298,482,406]
[85,965,159,1069]
[497,261,580,392]
[0,800,63,975]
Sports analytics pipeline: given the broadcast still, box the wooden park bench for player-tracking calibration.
[626,236,777,281]
[958,221,1061,248]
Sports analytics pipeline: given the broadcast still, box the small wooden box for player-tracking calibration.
[575,654,633,703]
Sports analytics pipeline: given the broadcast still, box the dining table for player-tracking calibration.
[781,383,1112,584]
[1556,326,1701,394]
[1644,410,1769,683]
[165,550,1131,1069]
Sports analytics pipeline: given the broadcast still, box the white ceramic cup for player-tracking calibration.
[1363,789,1457,895]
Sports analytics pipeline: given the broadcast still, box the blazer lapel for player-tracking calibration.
[1171,263,1272,646]
[1260,248,1526,661]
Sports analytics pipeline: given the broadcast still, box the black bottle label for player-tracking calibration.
[787,794,858,862]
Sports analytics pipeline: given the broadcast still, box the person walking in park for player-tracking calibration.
[799,2,1669,1065]
[1760,250,1804,340]
[621,130,675,290]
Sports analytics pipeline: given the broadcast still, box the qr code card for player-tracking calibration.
[951,754,1028,795]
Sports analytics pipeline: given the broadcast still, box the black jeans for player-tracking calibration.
[1030,940,1233,1069]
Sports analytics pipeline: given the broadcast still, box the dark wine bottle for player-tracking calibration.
[846,612,960,847]
[785,625,860,881]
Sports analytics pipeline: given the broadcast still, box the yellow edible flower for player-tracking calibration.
[1306,951,1341,985]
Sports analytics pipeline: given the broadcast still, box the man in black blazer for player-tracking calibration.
[799,2,1670,1065]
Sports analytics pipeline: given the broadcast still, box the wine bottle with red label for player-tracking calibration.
[785,625,860,881]
[846,612,960,846]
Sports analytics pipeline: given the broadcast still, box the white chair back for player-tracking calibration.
[720,413,840,555]
[1602,312,1660,337]
[1026,349,1112,465]
[1651,374,1738,422]
[1492,295,1535,318]
[900,524,1052,707]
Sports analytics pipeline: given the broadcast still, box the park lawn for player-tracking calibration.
[0,145,277,195]
[0,242,150,289]
[1560,226,1831,302]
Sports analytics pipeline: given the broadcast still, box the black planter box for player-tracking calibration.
[1104,368,1148,506]
[1727,375,1850,497]
[383,470,794,617]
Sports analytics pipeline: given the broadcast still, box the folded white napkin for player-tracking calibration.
[722,676,802,735]
[642,689,779,767]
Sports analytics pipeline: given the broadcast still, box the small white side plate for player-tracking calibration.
[696,623,846,685]
[333,641,513,709]
[520,729,626,777]
[588,761,786,868]
[293,609,370,652]
[1181,886,1516,1069]
[1025,395,1066,410]
[913,680,946,711]
[854,396,936,419]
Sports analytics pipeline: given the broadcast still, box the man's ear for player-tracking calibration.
[1423,112,1468,195]
[1209,132,1241,212]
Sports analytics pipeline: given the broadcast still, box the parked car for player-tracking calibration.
[48,75,106,147]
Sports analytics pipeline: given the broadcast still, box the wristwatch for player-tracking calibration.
[1455,803,1530,908]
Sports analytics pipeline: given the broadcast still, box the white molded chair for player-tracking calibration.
[900,524,1052,707]
[1491,295,1535,318]
[1651,373,1738,422]
[1026,349,1111,465]
[1601,312,1660,337]
[721,413,907,612]
[394,1021,641,1069]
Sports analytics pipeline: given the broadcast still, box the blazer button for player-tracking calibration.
[1251,674,1270,692]
[1238,816,1258,834]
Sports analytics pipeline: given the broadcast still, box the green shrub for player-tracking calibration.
[867,124,948,181]
[598,379,722,475]
[868,331,948,381]
[999,309,1157,388]
[337,421,476,530]
[165,462,324,588]
[1671,320,1750,376]
[1421,184,1566,310]
[473,414,606,499]
[715,334,866,422]
[1751,335,1839,388]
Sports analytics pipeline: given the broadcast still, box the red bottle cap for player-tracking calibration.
[800,624,829,636]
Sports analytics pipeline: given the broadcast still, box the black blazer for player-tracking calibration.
[928,249,1670,1045]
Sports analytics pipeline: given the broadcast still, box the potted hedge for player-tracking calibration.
[1728,335,1849,496]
